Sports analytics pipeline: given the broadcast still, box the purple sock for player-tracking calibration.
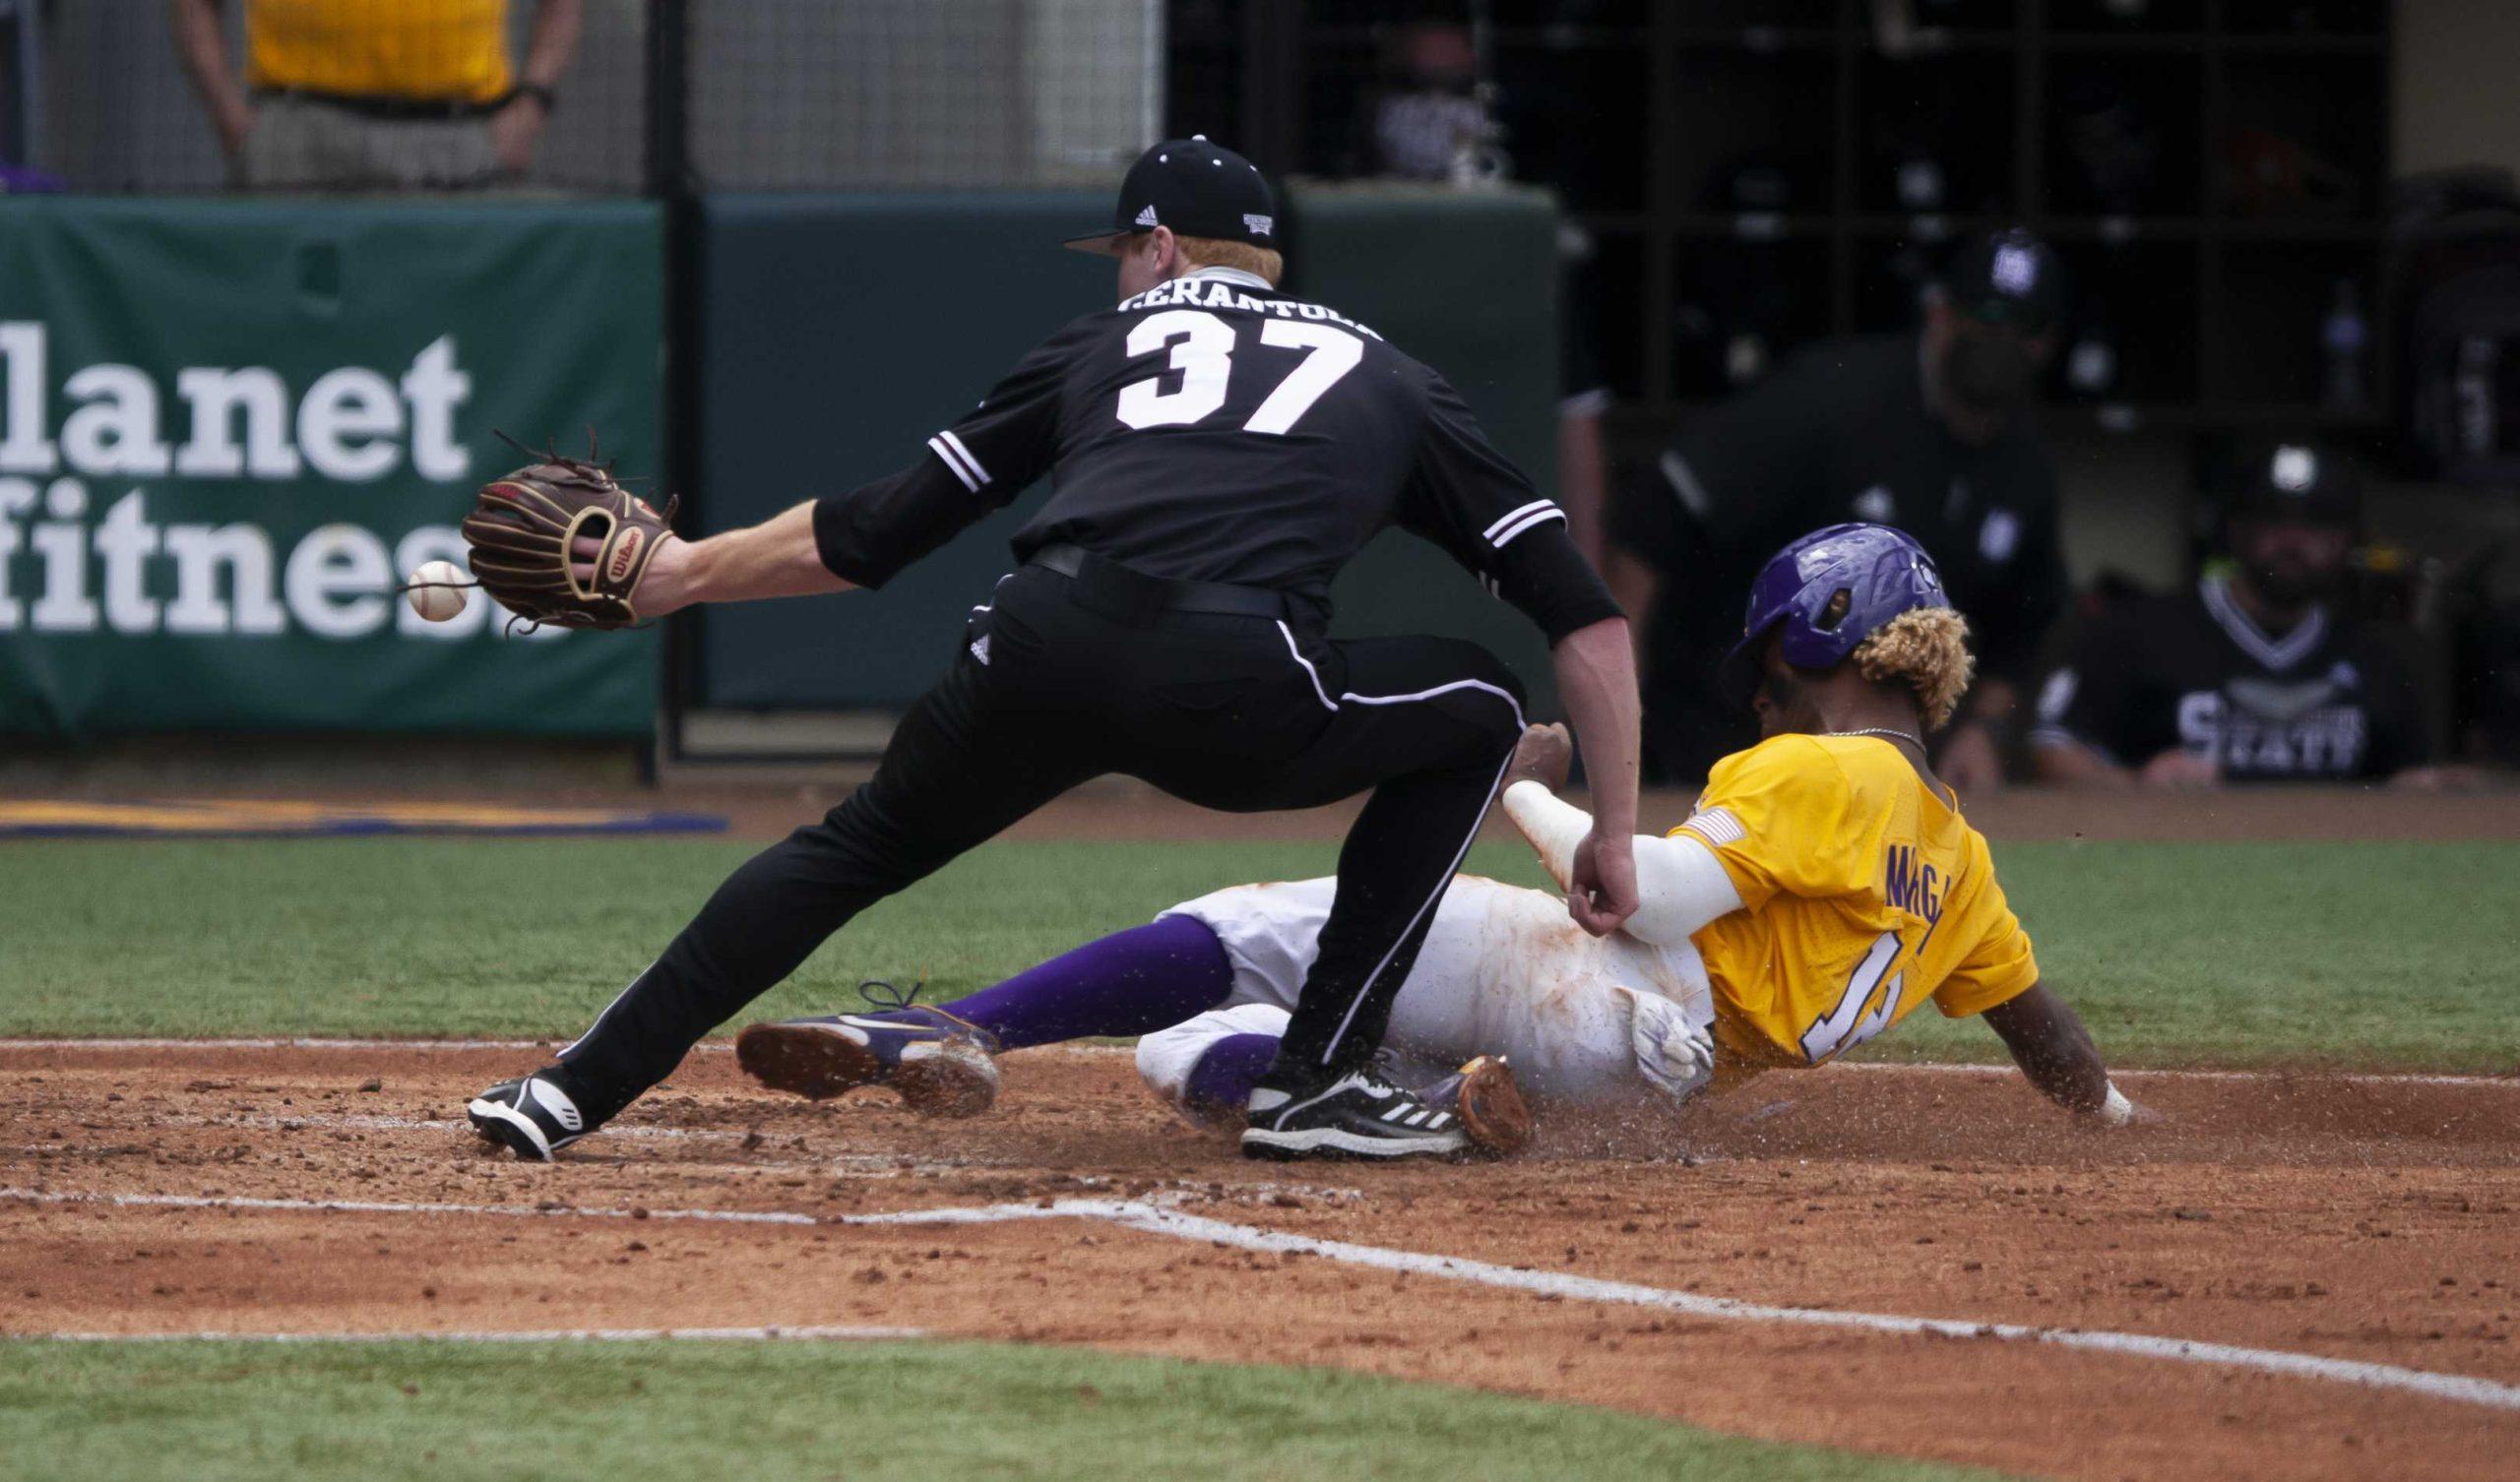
[1182,1032,1281,1116]
[942,913,1235,1050]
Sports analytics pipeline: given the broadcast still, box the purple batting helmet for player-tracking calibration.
[1721,524,1951,702]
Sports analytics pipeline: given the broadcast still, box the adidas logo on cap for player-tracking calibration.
[1135,204,1158,227]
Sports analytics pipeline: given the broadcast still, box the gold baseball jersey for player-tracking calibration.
[248,0,513,103]
[1673,734,2039,1071]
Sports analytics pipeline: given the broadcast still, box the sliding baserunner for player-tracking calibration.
[463,136,1641,1165]
[739,525,2144,1146]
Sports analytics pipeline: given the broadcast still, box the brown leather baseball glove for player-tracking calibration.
[461,439,676,631]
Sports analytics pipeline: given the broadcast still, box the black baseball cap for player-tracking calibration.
[2231,441,2362,526]
[1063,136,1280,257]
[1943,227,2065,333]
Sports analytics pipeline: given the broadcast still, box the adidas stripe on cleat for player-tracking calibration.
[468,1072,591,1161]
[1241,1065,1470,1161]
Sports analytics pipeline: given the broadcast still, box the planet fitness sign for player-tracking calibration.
[0,197,662,737]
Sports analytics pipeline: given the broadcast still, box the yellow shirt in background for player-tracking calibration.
[247,0,513,103]
[1675,734,2041,1072]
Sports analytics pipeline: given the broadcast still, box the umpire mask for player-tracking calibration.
[1941,323,2038,420]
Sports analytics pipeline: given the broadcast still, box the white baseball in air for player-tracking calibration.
[406,561,471,622]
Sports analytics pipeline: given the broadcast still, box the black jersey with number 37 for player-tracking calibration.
[811,266,1615,641]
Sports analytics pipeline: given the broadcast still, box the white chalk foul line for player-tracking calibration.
[0,1186,825,1227]
[38,1110,1021,1178]
[0,1186,1157,1231]
[1079,1202,2520,1416]
[17,1326,923,1344]
[7,1186,2515,1415]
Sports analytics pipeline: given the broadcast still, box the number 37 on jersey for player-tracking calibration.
[1116,310,1363,436]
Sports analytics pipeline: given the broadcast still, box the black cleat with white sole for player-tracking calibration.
[1240,1064,1469,1161]
[468,1071,592,1161]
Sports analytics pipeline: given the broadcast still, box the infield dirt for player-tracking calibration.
[6,1042,2516,1482]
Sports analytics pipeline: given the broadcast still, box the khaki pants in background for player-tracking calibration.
[237,95,503,191]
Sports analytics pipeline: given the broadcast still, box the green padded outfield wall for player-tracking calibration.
[693,192,1113,712]
[693,184,1562,714]
[1300,184,1560,709]
[0,198,663,738]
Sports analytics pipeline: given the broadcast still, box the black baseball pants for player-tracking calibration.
[556,560,1526,1121]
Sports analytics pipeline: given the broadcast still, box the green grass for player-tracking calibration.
[1869,838,2520,1072]
[0,836,2513,1070]
[0,1337,2004,1482]
[0,836,1544,1040]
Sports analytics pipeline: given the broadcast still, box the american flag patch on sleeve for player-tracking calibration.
[1682,806,1745,846]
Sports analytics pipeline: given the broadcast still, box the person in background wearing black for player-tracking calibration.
[2031,443,2454,788]
[1608,228,2069,790]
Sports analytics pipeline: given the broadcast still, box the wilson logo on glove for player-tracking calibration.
[607,527,647,586]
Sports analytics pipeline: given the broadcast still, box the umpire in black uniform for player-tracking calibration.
[1609,228,2070,789]
[468,138,1643,1162]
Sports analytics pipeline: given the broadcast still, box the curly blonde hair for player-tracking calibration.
[1174,235,1285,285]
[1852,607,1976,730]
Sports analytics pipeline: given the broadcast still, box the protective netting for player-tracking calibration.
[690,0,1161,190]
[28,0,1159,195]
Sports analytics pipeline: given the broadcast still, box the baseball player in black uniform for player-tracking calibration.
[466,137,1643,1162]
[2031,443,2438,785]
[1609,229,2070,790]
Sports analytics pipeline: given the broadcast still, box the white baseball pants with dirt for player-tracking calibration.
[1136,875,1715,1111]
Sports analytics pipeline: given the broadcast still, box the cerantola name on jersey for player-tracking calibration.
[0,322,549,643]
[1118,278,1385,339]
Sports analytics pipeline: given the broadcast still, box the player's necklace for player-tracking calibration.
[1830,726,1925,749]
